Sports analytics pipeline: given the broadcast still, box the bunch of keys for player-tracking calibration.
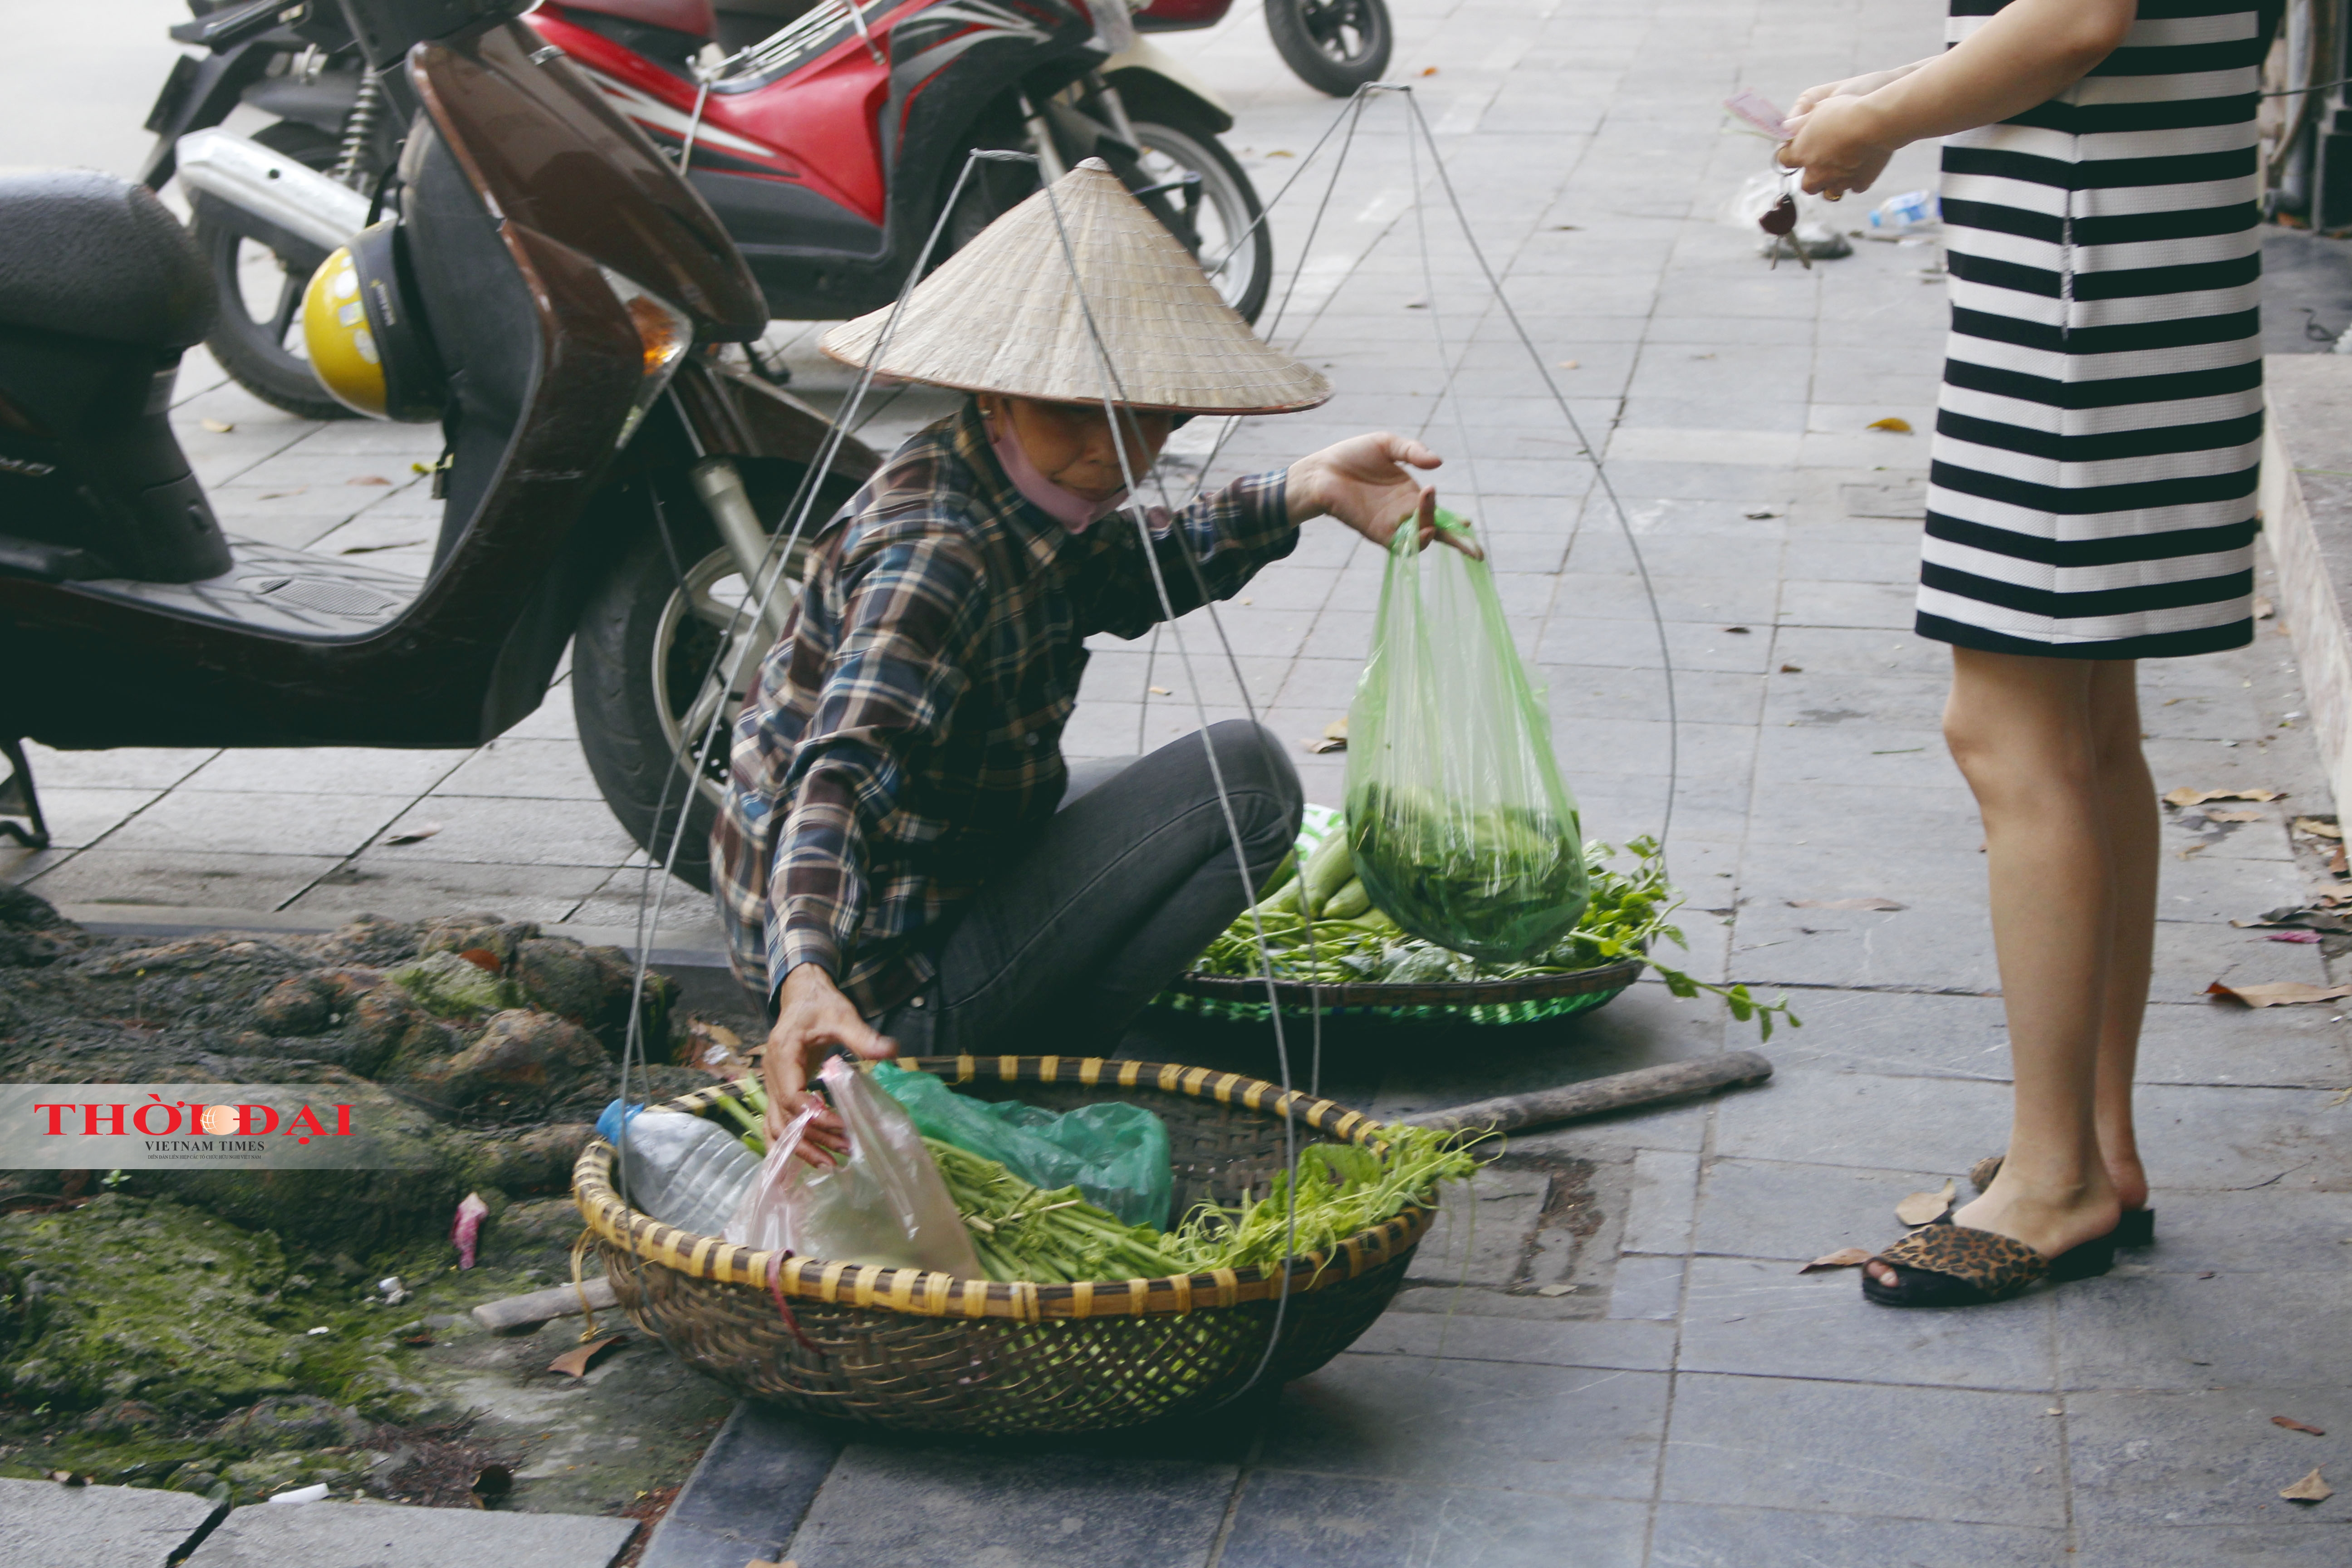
[1759,167,1809,270]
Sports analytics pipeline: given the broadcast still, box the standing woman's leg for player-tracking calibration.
[1867,648,2122,1288]
[2088,659,2157,1214]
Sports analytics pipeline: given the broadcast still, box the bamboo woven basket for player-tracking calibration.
[571,1056,1433,1435]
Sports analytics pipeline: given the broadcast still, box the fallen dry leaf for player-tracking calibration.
[257,488,307,500]
[382,822,441,845]
[1779,663,1802,673]
[548,1334,624,1378]
[2280,1466,2333,1504]
[2294,817,2343,839]
[199,417,235,433]
[1895,1180,1956,1226]
[1787,897,1906,911]
[1148,686,1171,696]
[50,1470,87,1486]
[1305,737,1346,755]
[1324,716,1349,740]
[689,1018,747,1074]
[1747,508,1783,520]
[1558,359,1579,370]
[347,474,391,486]
[2205,809,2266,823]
[1865,416,1913,432]
[2333,844,2348,876]
[1265,149,1294,157]
[2206,980,2352,1008]
[2255,595,2275,620]
[1724,625,1751,634]
[456,947,503,974]
[2274,1416,2328,1436]
[1799,1247,1873,1274]
[1420,64,1439,75]
[1534,1283,1575,1297]
[2176,844,2207,860]
[2164,787,2283,807]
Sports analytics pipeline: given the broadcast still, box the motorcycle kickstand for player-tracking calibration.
[0,739,51,851]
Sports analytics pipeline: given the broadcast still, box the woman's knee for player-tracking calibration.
[1203,720,1303,840]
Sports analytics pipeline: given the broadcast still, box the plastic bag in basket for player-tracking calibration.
[869,1062,1173,1227]
[724,1056,983,1277]
[1344,508,1590,962]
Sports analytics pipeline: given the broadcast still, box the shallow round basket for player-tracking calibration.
[1155,956,1645,1027]
[572,1057,1433,1436]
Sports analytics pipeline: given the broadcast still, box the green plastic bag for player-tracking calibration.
[869,1063,1173,1227]
[1345,509,1590,962]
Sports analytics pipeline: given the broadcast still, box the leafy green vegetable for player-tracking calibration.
[1193,834,1798,1040]
[1346,785,1589,961]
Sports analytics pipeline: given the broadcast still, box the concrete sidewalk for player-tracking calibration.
[5,0,2349,1563]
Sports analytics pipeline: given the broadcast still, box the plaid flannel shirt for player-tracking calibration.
[712,402,1296,1016]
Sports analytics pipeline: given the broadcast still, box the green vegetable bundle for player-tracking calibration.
[1196,832,1797,1040]
[926,1138,1193,1283]
[1348,784,1588,963]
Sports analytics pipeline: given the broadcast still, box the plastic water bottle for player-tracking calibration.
[598,1101,759,1237]
[1868,190,1939,234]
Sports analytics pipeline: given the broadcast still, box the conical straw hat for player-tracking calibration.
[820,159,1331,415]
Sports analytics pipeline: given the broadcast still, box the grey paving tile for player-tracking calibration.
[2136,997,2352,1090]
[184,1498,636,1567]
[2130,1080,2352,1193]
[2065,1387,2352,1529]
[1756,988,2012,1080]
[0,1475,223,1568]
[1660,1373,2067,1527]
[174,748,462,796]
[21,743,218,790]
[1678,1254,2058,1392]
[98,788,407,858]
[1693,1155,1988,1263]
[2153,921,2329,1003]
[1647,1502,2066,1568]
[566,875,728,948]
[1622,1147,1700,1254]
[1759,668,1949,731]
[29,788,162,850]
[786,1445,1232,1568]
[1607,1252,1684,1320]
[2069,1524,2352,1567]
[430,739,606,801]
[1259,1353,1668,1499]
[2116,1188,2352,1274]
[285,859,615,926]
[2058,1269,2352,1392]
[1217,1472,1649,1568]
[24,849,339,911]
[1345,1308,1677,1371]
[369,798,640,867]
[1713,1068,2014,1175]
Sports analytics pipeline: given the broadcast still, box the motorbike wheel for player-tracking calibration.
[1127,113,1274,325]
[186,122,358,421]
[1264,0,1393,97]
[572,466,852,895]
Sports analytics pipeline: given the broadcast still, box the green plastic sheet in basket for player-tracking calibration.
[870,1062,1173,1227]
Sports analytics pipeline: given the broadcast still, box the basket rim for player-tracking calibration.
[572,1054,1434,1323]
[1164,954,1645,1009]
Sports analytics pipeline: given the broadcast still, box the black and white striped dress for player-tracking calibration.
[1917,0,2263,659]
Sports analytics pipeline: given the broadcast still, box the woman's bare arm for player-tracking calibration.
[1781,0,2139,198]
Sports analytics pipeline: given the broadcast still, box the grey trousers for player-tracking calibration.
[876,720,1303,1057]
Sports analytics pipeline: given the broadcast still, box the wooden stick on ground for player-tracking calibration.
[470,1274,617,1333]
[1401,1051,1773,1137]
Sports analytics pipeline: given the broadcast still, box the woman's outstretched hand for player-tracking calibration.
[1287,432,1480,558]
[1779,95,1898,201]
[760,963,895,1164]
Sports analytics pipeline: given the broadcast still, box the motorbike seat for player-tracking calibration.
[0,170,215,350]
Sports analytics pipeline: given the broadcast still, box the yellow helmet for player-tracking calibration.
[300,221,444,422]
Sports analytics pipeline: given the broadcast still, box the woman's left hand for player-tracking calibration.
[1288,433,1480,557]
[1779,94,1898,200]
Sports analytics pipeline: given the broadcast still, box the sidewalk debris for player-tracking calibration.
[2280,1466,2333,1503]
[2205,980,2352,1008]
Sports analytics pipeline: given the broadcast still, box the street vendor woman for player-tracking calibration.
[714,160,1471,1150]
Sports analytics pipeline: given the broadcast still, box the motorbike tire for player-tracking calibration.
[1264,0,1393,97]
[1126,111,1274,325]
[186,121,358,421]
[573,465,854,896]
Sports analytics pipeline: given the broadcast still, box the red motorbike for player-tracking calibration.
[522,0,1276,323]
[1138,0,1389,98]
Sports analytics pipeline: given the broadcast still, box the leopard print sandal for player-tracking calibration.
[1860,1221,2119,1308]
[1971,1154,2154,1246]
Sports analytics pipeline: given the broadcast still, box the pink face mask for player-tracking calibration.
[989,415,1126,532]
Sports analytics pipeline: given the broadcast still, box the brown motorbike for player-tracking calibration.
[0,0,877,890]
